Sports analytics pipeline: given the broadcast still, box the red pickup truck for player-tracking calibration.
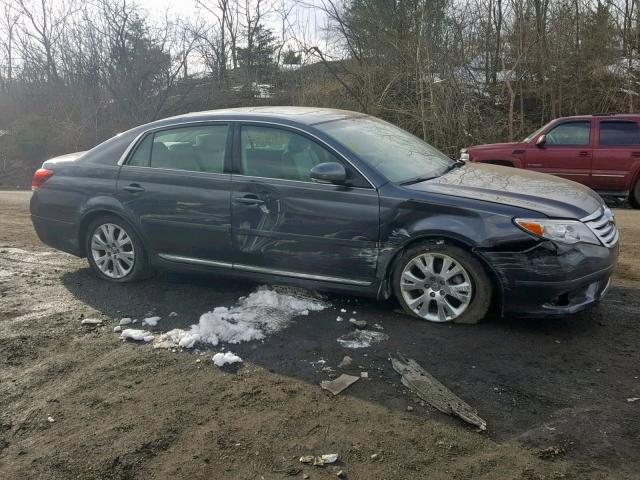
[462,114,640,208]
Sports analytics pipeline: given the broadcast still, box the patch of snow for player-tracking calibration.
[155,286,327,349]
[169,312,178,317]
[142,316,161,327]
[119,318,132,325]
[120,329,154,342]
[81,318,102,325]
[336,316,343,322]
[340,308,347,313]
[337,330,389,349]
[113,326,122,332]
[212,351,243,367]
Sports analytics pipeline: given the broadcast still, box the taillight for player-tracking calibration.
[32,168,54,190]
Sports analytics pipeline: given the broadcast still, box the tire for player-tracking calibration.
[392,240,492,324]
[630,180,640,209]
[85,215,151,283]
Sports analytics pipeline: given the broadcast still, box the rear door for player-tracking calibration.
[116,123,234,265]
[230,123,380,286]
[526,120,593,185]
[592,119,640,193]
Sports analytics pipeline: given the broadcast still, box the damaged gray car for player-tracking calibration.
[30,107,618,323]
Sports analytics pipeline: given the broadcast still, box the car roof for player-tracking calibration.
[162,106,367,126]
[555,113,640,121]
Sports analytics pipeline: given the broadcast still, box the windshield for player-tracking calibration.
[316,116,454,184]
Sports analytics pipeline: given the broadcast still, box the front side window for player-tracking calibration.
[128,124,229,173]
[545,121,591,146]
[316,116,453,184]
[599,121,640,146]
[240,125,338,181]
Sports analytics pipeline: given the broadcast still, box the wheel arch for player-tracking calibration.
[78,208,144,257]
[378,233,504,315]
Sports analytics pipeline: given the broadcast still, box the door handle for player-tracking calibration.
[123,183,145,193]
[578,151,590,157]
[233,195,264,206]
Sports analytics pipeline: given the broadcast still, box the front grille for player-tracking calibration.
[582,206,619,248]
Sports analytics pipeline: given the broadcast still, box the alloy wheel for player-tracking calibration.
[90,223,135,279]
[399,252,473,322]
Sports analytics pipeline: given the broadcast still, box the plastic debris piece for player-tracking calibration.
[320,374,359,395]
[390,352,487,431]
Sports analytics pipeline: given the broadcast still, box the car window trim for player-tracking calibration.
[544,120,592,147]
[597,119,640,147]
[117,121,233,174]
[235,120,376,189]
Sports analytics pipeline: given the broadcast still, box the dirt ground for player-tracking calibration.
[0,190,638,480]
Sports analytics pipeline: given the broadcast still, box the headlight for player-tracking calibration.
[514,218,601,245]
[460,149,470,162]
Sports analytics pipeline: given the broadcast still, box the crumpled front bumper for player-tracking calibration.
[478,240,618,317]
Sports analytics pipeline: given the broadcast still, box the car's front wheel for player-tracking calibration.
[393,241,492,324]
[85,215,151,282]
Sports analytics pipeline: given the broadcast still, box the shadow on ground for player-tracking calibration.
[60,266,640,474]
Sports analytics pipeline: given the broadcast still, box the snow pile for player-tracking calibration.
[337,330,389,349]
[120,329,154,342]
[119,318,133,326]
[142,316,161,327]
[155,286,328,349]
[212,351,243,367]
[81,318,102,325]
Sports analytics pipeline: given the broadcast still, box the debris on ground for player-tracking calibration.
[390,353,487,431]
[627,397,640,403]
[537,445,566,459]
[47,416,55,423]
[337,330,388,349]
[212,351,243,367]
[349,318,367,329]
[113,326,121,332]
[338,356,352,368]
[169,311,178,317]
[370,453,380,460]
[119,318,132,326]
[80,318,102,325]
[141,316,161,327]
[300,453,338,465]
[336,316,343,322]
[360,372,368,379]
[120,329,154,342]
[406,405,414,412]
[320,374,359,395]
[337,470,346,478]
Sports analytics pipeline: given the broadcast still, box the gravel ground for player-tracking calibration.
[0,190,638,480]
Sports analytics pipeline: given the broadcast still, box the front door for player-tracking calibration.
[527,120,593,186]
[230,123,379,285]
[116,123,234,265]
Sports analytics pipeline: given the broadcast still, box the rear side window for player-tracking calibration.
[599,121,640,146]
[127,124,229,173]
[128,134,153,166]
[545,121,591,146]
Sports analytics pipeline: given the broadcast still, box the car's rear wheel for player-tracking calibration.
[630,180,640,209]
[393,241,492,324]
[85,215,151,282]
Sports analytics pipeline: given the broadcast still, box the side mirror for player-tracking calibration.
[536,134,546,147]
[310,162,347,184]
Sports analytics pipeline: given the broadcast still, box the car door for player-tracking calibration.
[592,119,640,193]
[116,123,234,265]
[526,120,593,185]
[230,123,380,286]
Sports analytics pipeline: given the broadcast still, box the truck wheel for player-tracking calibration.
[85,215,152,282]
[630,181,640,209]
[392,240,492,324]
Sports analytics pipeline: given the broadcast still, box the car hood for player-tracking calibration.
[467,142,522,151]
[406,162,602,219]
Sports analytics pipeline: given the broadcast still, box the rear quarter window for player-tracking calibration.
[599,121,640,146]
